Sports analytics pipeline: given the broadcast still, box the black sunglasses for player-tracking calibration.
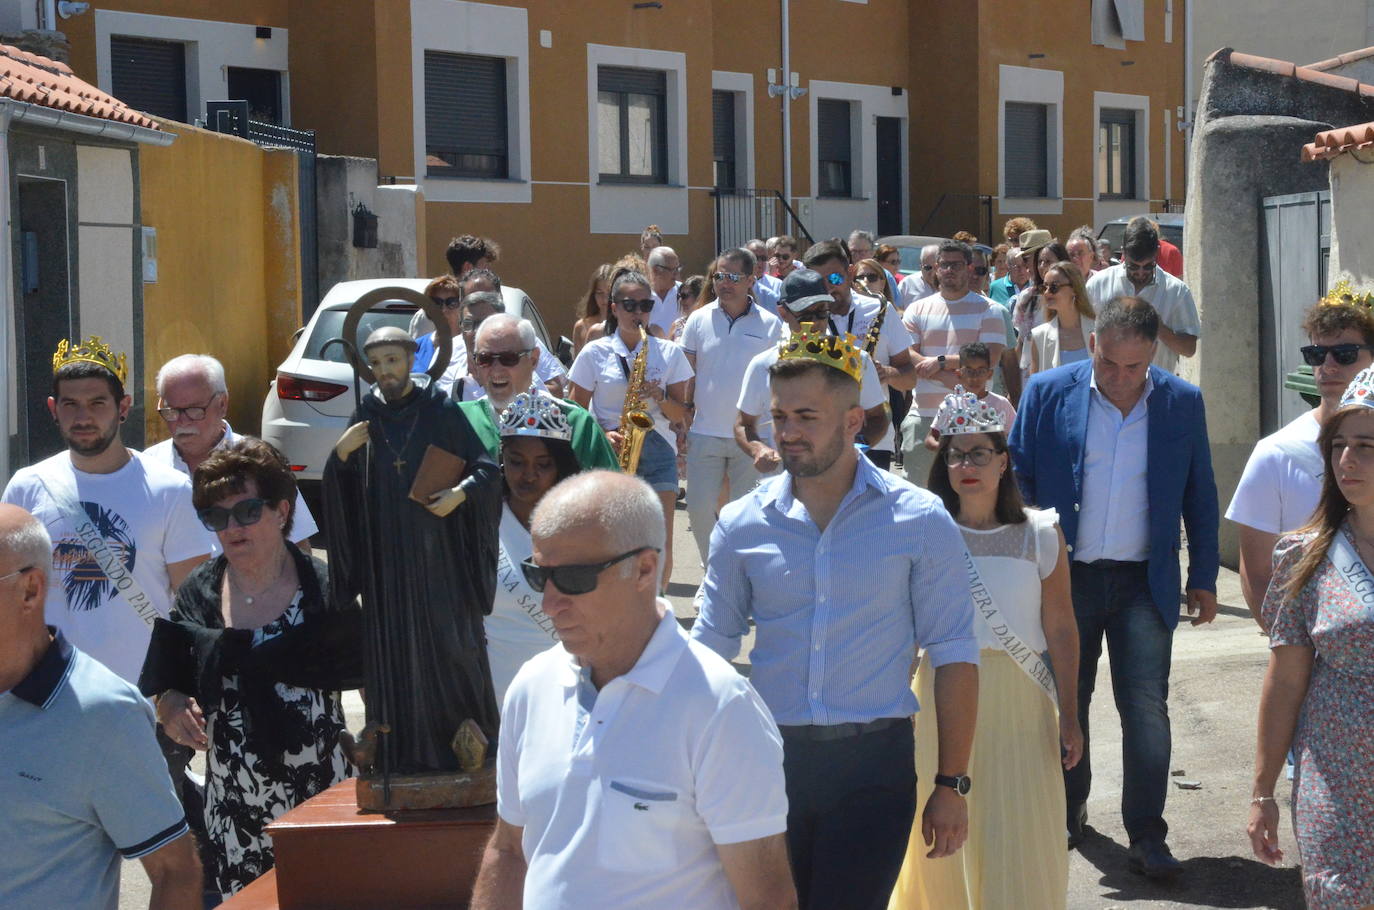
[433,296,464,310]
[520,547,658,596]
[197,498,271,533]
[973,266,989,276]
[1301,343,1374,367]
[616,298,656,314]
[475,349,531,367]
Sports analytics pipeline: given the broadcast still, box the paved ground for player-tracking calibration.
[120,496,1304,909]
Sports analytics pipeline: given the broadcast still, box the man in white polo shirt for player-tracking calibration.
[681,247,785,566]
[472,471,794,910]
[646,245,683,338]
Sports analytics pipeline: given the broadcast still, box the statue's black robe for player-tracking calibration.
[322,378,501,775]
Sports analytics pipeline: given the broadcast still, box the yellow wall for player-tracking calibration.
[138,119,301,443]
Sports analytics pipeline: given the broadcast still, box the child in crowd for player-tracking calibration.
[924,341,1017,452]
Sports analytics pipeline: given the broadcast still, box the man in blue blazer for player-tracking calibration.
[1009,297,1218,881]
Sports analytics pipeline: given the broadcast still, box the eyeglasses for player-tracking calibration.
[433,296,464,310]
[652,264,681,274]
[921,265,935,272]
[459,316,488,332]
[157,394,220,422]
[713,271,745,283]
[937,261,967,271]
[197,498,273,533]
[1123,258,1156,274]
[475,349,531,367]
[1039,282,1067,295]
[0,564,35,584]
[615,297,656,314]
[1301,343,1374,367]
[856,273,884,284]
[824,272,846,286]
[519,547,659,596]
[944,446,999,467]
[958,366,992,379]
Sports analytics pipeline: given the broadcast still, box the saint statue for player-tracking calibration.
[322,325,502,795]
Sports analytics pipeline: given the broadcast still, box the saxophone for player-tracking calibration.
[863,297,888,356]
[617,325,655,474]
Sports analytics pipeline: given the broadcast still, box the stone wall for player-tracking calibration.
[315,156,424,296]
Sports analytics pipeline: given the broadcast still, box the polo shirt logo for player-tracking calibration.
[634,802,649,811]
[18,771,42,782]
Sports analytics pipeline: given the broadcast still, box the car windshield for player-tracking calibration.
[1098,221,1183,259]
[894,247,922,276]
[304,305,419,363]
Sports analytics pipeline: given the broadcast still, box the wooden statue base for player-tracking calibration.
[219,778,495,910]
[355,763,496,811]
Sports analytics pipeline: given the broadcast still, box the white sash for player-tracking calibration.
[1326,530,1374,611]
[37,470,159,628]
[963,549,1058,705]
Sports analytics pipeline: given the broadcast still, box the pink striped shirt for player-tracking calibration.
[903,291,1008,415]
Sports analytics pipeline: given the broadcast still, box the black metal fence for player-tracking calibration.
[916,193,994,242]
[712,188,815,252]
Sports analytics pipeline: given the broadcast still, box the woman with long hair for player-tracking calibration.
[1028,261,1096,376]
[573,264,613,355]
[889,388,1081,910]
[1012,235,1070,378]
[1248,370,1374,909]
[669,274,707,342]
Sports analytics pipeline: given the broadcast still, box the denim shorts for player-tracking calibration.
[635,429,679,493]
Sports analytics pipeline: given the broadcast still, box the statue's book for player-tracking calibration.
[408,445,466,505]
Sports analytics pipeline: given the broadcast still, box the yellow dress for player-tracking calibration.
[889,513,1067,910]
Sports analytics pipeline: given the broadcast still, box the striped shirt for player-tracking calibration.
[903,290,1008,415]
[691,456,979,726]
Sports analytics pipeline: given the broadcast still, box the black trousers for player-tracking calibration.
[782,722,916,910]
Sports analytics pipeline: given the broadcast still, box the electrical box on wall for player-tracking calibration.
[142,227,157,283]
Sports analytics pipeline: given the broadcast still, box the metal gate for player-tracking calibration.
[1259,190,1331,434]
[712,189,814,252]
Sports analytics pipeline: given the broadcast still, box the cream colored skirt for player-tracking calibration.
[888,649,1068,910]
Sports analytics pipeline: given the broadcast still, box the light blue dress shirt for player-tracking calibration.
[1074,370,1153,563]
[691,456,979,726]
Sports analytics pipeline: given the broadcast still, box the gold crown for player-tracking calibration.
[1320,279,1374,311]
[778,322,864,384]
[52,336,128,384]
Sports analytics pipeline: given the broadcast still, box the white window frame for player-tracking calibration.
[1093,92,1150,203]
[711,71,755,191]
[586,44,688,234]
[410,0,531,204]
[805,80,908,242]
[94,10,290,125]
[998,64,1063,215]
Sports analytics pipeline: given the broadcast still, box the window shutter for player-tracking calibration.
[599,66,666,96]
[817,99,851,163]
[109,36,187,121]
[424,51,508,178]
[1112,0,1145,41]
[712,90,735,161]
[1004,102,1048,198]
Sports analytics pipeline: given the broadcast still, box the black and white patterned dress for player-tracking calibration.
[203,590,350,898]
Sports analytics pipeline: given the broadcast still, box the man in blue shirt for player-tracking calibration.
[693,334,979,910]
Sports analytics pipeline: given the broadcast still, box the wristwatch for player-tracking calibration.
[934,773,972,796]
[936,354,947,369]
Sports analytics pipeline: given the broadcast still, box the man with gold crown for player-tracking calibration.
[2,336,212,685]
[692,324,979,910]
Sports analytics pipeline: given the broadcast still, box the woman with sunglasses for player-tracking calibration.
[568,267,693,592]
[1012,235,1070,379]
[573,263,614,355]
[669,274,706,342]
[140,438,359,902]
[1028,261,1096,377]
[889,389,1081,910]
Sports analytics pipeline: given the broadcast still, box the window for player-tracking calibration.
[817,99,852,198]
[424,51,509,179]
[712,90,737,191]
[226,67,283,124]
[597,66,667,184]
[1098,108,1137,199]
[1004,102,1049,198]
[109,36,187,121]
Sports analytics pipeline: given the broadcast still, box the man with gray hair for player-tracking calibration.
[1066,225,1099,279]
[472,471,794,910]
[847,230,876,264]
[896,243,940,306]
[0,503,202,909]
[144,353,318,551]
[646,245,683,338]
[748,238,782,312]
[419,288,567,401]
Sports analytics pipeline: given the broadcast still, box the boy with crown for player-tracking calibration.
[2,336,212,685]
[692,325,979,910]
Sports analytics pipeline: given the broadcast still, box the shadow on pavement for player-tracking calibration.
[1076,830,1304,909]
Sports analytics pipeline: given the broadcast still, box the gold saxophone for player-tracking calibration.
[617,325,655,473]
[864,297,887,356]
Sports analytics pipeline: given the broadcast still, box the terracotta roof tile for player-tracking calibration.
[1302,121,1374,161]
[1210,46,1374,96]
[0,42,160,130]
[1307,46,1374,72]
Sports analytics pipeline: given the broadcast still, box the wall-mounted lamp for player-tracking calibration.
[352,202,378,249]
[256,26,272,39]
[57,1,89,17]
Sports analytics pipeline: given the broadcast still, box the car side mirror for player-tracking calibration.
[556,336,574,368]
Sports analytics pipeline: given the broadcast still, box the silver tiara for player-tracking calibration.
[933,385,1005,436]
[497,392,573,442]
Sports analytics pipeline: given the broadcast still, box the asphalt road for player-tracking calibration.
[119,496,1304,910]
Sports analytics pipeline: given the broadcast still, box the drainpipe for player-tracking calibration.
[0,103,13,483]
[1183,0,1194,186]
[780,0,792,205]
[41,0,57,30]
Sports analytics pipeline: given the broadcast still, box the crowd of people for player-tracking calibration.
[0,211,1370,910]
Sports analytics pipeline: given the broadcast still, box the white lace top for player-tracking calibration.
[959,508,1060,652]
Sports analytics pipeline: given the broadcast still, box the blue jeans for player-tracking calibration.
[1065,560,1174,845]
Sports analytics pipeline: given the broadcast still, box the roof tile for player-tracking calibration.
[0,42,159,130]
[1302,120,1374,161]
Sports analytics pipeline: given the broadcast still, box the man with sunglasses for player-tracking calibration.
[144,354,318,554]
[747,238,783,313]
[896,243,940,307]
[646,246,684,339]
[1085,217,1199,374]
[473,471,795,910]
[1227,301,1374,628]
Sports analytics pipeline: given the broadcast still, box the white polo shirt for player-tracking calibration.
[736,345,885,449]
[568,333,694,452]
[497,607,787,910]
[680,301,785,438]
[1085,264,1201,374]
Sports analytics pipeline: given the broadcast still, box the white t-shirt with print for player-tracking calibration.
[1225,410,1323,536]
[2,452,213,683]
[736,346,886,449]
[487,504,559,705]
[568,333,695,453]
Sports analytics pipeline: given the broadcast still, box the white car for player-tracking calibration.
[261,278,569,485]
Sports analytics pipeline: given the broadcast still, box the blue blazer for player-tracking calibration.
[1008,360,1219,628]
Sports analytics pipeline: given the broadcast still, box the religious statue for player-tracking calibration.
[322,324,502,809]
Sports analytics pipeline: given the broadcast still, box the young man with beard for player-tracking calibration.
[694,332,979,910]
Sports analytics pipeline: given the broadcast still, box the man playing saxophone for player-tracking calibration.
[568,267,693,593]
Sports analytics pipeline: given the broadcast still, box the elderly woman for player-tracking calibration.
[1028,261,1096,376]
[889,388,1081,910]
[1248,367,1374,909]
[140,438,360,901]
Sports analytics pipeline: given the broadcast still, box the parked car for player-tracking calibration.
[261,278,568,485]
[1096,213,1183,258]
[875,235,950,277]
